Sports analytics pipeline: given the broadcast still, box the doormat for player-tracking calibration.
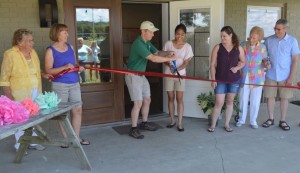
[291,101,300,106]
[112,122,163,135]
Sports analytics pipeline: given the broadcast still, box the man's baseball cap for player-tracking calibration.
[140,21,159,32]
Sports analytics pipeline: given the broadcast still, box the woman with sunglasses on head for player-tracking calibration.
[208,26,246,132]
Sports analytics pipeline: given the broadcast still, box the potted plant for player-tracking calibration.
[197,91,239,125]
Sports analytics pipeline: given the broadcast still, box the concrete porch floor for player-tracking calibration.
[1,102,300,173]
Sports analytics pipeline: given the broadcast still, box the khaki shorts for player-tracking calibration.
[263,77,293,99]
[52,82,83,107]
[125,74,151,101]
[164,77,185,91]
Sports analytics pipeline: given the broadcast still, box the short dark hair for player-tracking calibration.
[276,19,288,27]
[49,23,68,42]
[175,23,187,33]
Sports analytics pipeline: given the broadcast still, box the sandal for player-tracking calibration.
[224,127,233,132]
[80,139,90,145]
[207,127,215,132]
[279,121,290,131]
[262,119,274,128]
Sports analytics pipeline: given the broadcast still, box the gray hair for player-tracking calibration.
[12,29,33,46]
[276,19,289,27]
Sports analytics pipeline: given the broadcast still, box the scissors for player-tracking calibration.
[171,60,183,84]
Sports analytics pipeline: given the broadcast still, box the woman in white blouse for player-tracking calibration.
[164,23,194,132]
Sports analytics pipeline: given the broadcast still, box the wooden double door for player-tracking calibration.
[64,0,165,125]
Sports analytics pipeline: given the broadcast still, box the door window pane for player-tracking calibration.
[76,8,111,84]
[180,8,210,79]
[247,6,281,39]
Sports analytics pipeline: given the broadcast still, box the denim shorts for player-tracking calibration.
[215,82,240,94]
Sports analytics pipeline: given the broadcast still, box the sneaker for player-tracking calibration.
[28,144,46,151]
[139,122,157,131]
[129,128,144,139]
[236,122,243,127]
[251,124,259,129]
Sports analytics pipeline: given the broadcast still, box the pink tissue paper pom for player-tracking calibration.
[0,104,14,126]
[0,95,30,126]
[20,98,40,116]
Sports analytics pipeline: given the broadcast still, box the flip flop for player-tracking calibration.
[80,139,90,145]
[207,127,215,132]
[224,127,233,132]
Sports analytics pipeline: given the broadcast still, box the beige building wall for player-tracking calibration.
[225,0,300,100]
[0,0,64,94]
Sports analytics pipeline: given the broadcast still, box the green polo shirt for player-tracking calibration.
[127,35,158,72]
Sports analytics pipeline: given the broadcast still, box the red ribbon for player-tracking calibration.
[49,66,300,89]
[48,66,80,80]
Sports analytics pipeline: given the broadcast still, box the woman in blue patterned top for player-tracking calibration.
[236,26,270,129]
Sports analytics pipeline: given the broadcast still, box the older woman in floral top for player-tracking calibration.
[236,26,270,129]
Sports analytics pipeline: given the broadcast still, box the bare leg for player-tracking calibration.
[71,107,82,139]
[278,98,290,130]
[141,96,151,122]
[95,64,99,79]
[89,64,93,80]
[210,94,225,129]
[176,91,184,128]
[57,107,84,144]
[280,98,288,121]
[167,91,175,125]
[267,97,275,120]
[224,93,235,129]
[131,100,143,127]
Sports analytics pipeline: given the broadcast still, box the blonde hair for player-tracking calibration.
[250,26,264,41]
[49,23,68,42]
[90,41,97,48]
[12,29,33,46]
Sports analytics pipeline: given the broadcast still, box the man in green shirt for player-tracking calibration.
[125,21,176,139]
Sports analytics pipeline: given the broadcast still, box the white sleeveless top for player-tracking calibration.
[163,40,193,75]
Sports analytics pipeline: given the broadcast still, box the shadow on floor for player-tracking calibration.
[112,122,163,135]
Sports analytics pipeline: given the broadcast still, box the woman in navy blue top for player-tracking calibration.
[208,26,246,133]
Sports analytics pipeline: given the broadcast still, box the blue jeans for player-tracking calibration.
[215,82,239,94]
